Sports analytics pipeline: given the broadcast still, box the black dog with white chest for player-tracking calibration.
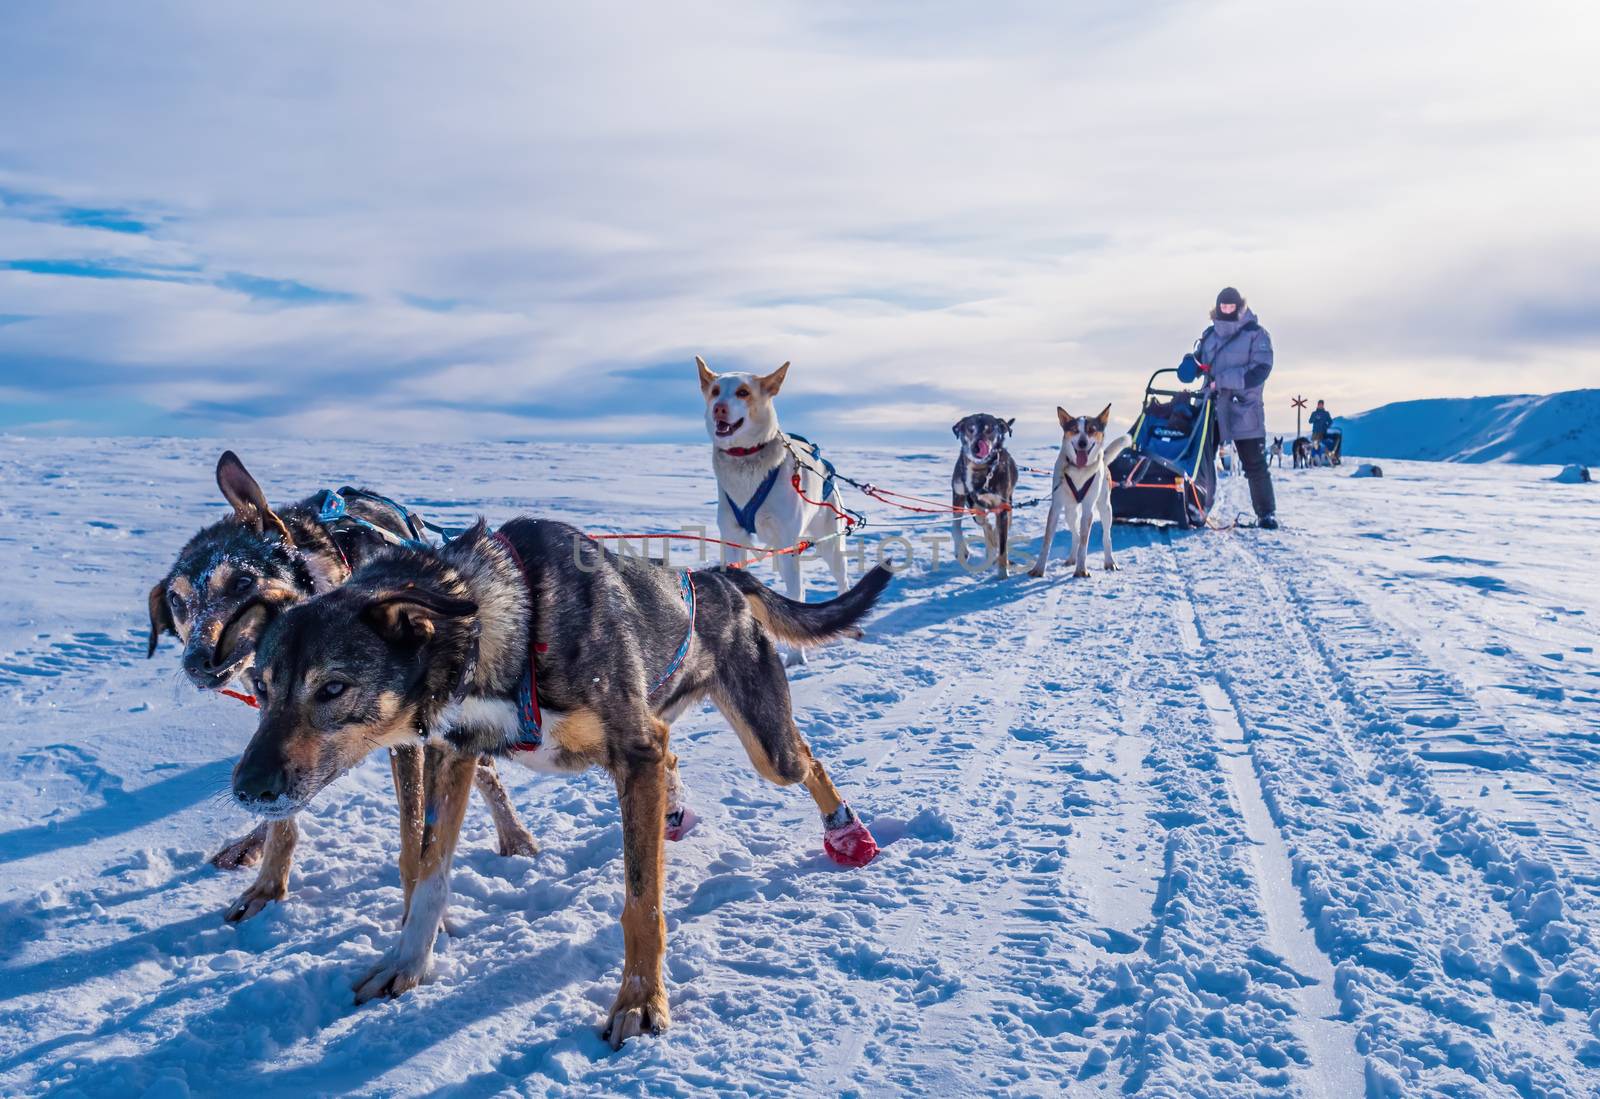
[950,414,1019,577]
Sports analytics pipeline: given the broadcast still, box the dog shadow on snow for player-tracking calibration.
[15,795,907,1095]
[8,843,623,1096]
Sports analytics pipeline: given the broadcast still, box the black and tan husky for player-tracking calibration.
[147,452,539,921]
[232,516,890,1046]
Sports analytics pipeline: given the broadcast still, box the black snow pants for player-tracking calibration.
[1233,437,1277,519]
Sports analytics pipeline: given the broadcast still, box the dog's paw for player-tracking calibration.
[781,645,809,668]
[1073,566,1091,579]
[223,877,286,923]
[602,980,671,1050]
[1027,566,1046,579]
[1104,561,1120,572]
[354,946,433,1003]
[824,817,880,868]
[494,825,540,858]
[209,826,266,871]
[664,806,699,842]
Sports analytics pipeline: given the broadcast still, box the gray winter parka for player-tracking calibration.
[1198,308,1274,442]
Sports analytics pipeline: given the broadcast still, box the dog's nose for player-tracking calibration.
[233,774,286,809]
[182,645,225,685]
[233,739,291,808]
[233,766,288,806]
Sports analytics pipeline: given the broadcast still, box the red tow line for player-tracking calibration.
[220,688,258,708]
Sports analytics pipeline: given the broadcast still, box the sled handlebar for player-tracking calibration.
[1142,367,1211,402]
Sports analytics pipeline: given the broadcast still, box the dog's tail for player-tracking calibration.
[1105,434,1133,463]
[718,565,892,645]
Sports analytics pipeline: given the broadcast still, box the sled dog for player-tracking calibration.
[1030,405,1132,579]
[697,356,851,608]
[949,413,1018,577]
[147,452,538,920]
[1268,436,1285,468]
[231,518,889,1044]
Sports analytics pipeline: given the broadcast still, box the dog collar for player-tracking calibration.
[720,437,776,457]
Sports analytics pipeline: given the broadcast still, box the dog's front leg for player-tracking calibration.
[355,751,477,1003]
[391,745,424,919]
[950,495,971,566]
[995,507,1011,578]
[972,513,997,571]
[224,818,297,922]
[1099,497,1118,571]
[604,719,672,1049]
[1029,493,1063,578]
[473,756,539,857]
[1074,508,1094,578]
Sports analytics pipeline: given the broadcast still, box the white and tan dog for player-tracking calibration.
[697,357,851,623]
[1030,405,1132,579]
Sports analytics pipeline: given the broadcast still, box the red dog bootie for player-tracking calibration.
[664,806,698,842]
[822,803,879,868]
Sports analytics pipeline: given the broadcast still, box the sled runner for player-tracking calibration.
[1109,364,1218,528]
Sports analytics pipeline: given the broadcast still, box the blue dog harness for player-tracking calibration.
[726,465,783,536]
[723,433,836,536]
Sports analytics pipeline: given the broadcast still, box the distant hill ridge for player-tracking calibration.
[1334,388,1600,465]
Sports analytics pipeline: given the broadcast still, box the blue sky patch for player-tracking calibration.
[217,272,357,305]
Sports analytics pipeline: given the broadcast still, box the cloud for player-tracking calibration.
[0,0,1597,447]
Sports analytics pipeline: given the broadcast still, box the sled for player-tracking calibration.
[1109,365,1218,528]
[1323,427,1344,466]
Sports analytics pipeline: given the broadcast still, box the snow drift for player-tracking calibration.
[1335,388,1600,465]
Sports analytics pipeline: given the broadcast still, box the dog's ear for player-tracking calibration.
[757,361,790,397]
[216,452,292,542]
[363,588,478,649]
[695,356,716,394]
[146,580,174,658]
[1056,407,1073,429]
[951,418,967,438]
[1004,418,1015,434]
[1096,403,1112,427]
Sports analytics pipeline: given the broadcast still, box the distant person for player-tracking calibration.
[1309,400,1332,445]
[1197,287,1277,529]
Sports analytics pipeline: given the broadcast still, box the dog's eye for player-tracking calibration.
[735,387,750,399]
[230,573,256,595]
[316,681,347,702]
[710,386,720,398]
[167,588,183,609]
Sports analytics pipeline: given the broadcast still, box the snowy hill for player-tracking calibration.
[4,439,1600,1096]
[1335,388,1600,464]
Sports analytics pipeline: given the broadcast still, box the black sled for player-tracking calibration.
[1109,366,1218,528]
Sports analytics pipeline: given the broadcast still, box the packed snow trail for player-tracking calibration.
[2,439,1598,1097]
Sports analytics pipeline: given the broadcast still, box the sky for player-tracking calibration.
[2,0,1598,448]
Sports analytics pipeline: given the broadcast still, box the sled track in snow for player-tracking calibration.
[1179,529,1600,1097]
[1250,535,1600,893]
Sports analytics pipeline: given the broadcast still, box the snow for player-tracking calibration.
[1335,388,1600,465]
[3,435,1600,1097]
